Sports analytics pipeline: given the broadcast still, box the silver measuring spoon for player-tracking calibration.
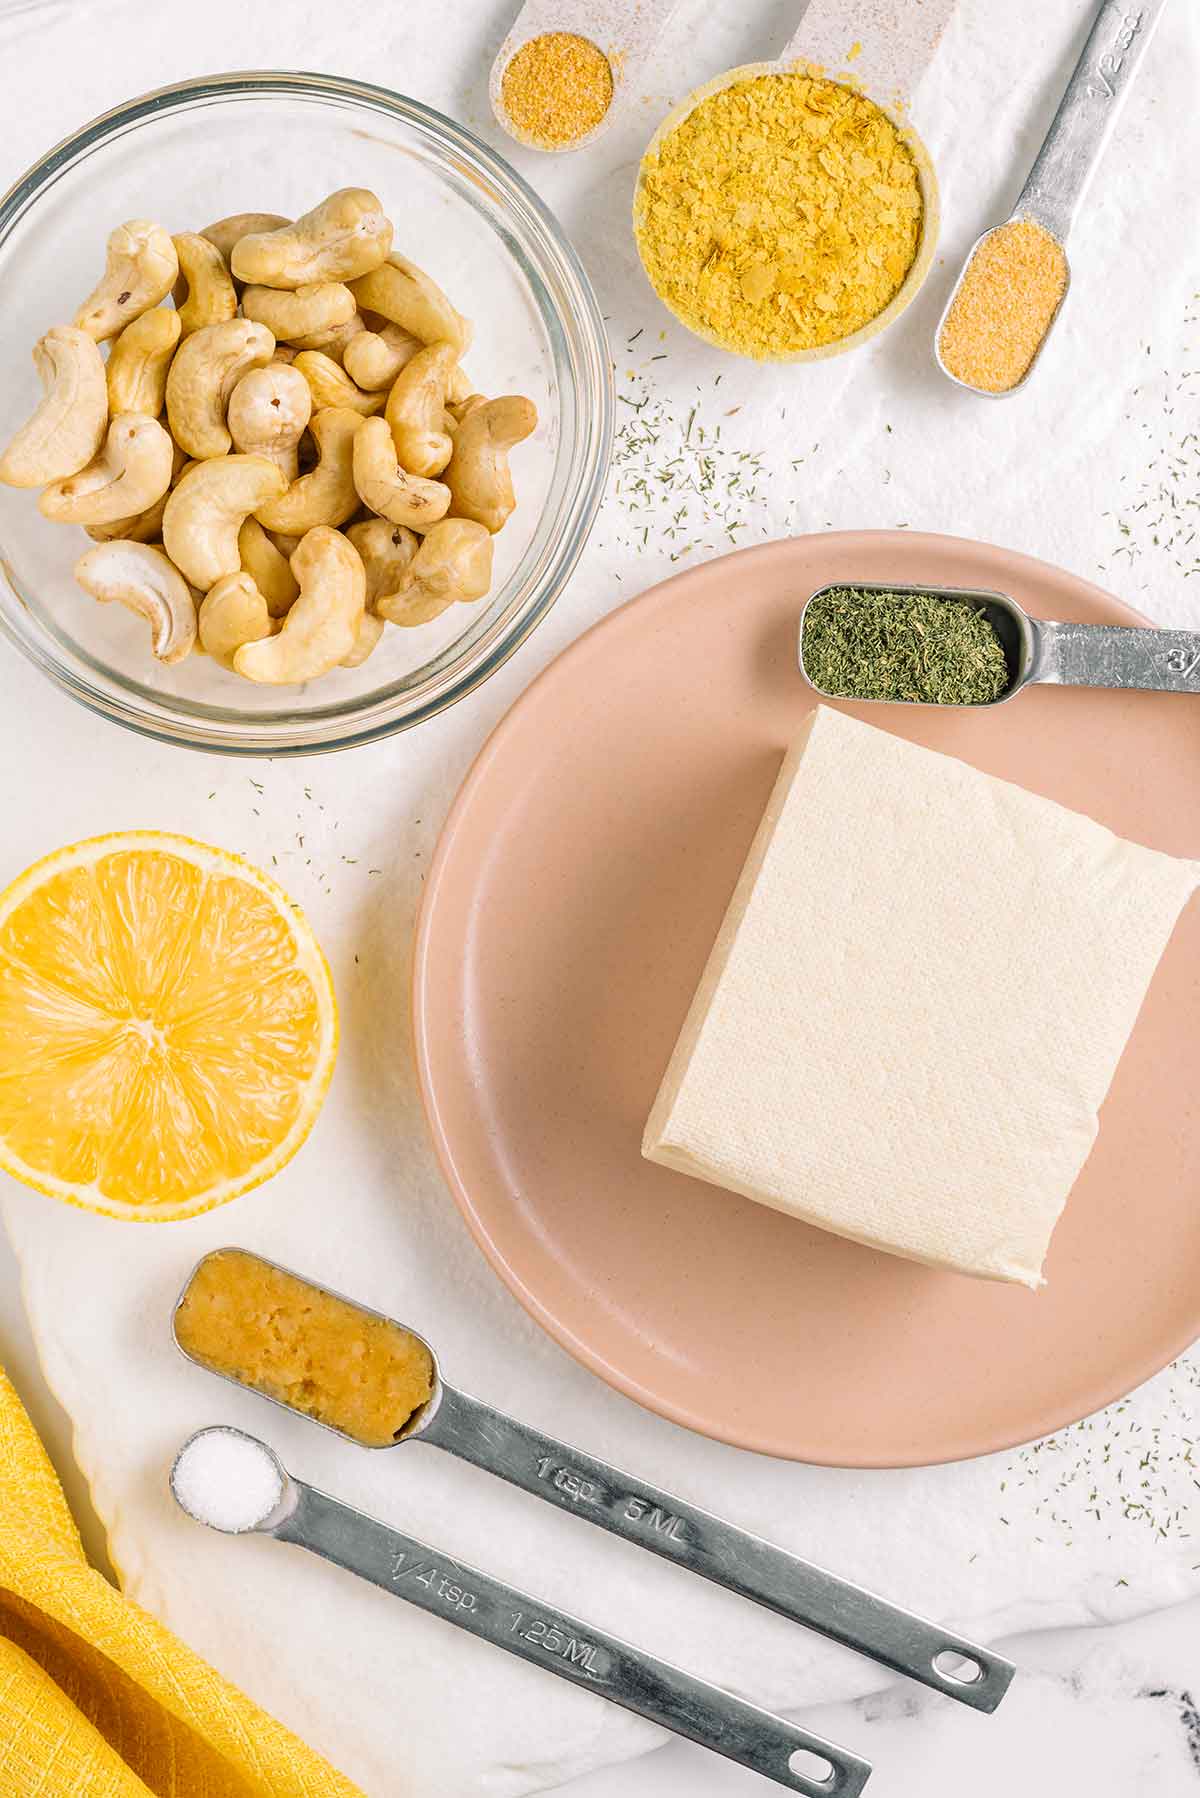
[799,580,1200,707]
[936,0,1170,394]
[174,1250,1015,1714]
[170,1426,870,1797]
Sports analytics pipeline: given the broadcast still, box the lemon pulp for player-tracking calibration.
[0,833,337,1220]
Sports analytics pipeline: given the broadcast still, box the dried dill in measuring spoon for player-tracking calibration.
[802,587,1010,706]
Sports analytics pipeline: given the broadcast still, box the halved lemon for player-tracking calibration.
[0,832,337,1221]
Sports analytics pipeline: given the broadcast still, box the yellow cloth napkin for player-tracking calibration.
[0,1364,364,1798]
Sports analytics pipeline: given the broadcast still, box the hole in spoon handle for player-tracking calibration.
[785,1741,871,1797]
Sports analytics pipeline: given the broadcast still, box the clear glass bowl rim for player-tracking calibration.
[0,70,614,755]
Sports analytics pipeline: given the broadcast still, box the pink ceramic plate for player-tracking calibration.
[413,532,1200,1466]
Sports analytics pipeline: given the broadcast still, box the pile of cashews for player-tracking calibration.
[0,190,538,681]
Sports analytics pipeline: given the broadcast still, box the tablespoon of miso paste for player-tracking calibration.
[174,1248,1015,1713]
[799,581,1200,709]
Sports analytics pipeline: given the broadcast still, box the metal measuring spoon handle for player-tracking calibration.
[1016,0,1170,242]
[1030,620,1200,693]
[421,1385,1015,1714]
[271,1471,870,1796]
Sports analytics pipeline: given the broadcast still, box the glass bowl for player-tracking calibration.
[0,73,612,754]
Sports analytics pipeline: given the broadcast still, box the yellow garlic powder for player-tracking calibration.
[635,72,924,359]
[938,218,1068,393]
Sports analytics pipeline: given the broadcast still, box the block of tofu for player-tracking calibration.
[643,706,1200,1287]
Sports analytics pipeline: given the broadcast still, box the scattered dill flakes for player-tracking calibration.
[802,586,1010,705]
[605,370,773,562]
[1099,295,1200,590]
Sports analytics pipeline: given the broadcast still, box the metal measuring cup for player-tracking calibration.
[170,1425,869,1797]
[174,1249,1014,1714]
[936,0,1170,395]
[799,581,1200,707]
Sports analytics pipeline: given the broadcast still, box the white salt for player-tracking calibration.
[171,1427,286,1533]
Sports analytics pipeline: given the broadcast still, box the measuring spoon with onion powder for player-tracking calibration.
[936,0,1170,395]
[490,0,681,152]
[171,1426,868,1796]
[799,581,1200,707]
[173,1250,1015,1714]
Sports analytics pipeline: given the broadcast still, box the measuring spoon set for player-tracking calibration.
[490,0,1166,393]
[171,1249,1015,1793]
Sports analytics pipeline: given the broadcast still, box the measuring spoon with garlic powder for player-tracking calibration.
[800,581,1200,707]
[936,0,1170,395]
[174,1249,1015,1714]
[171,1426,869,1796]
[490,0,681,152]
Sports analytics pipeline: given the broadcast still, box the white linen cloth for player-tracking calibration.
[1,2,1198,1794]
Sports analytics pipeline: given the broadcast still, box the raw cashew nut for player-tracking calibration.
[227,364,312,480]
[242,282,355,342]
[74,220,178,342]
[376,519,493,625]
[0,327,107,488]
[448,392,488,426]
[352,417,450,530]
[198,571,277,669]
[287,312,367,359]
[106,307,182,417]
[293,350,386,416]
[86,441,189,544]
[254,406,363,533]
[266,528,302,559]
[385,342,458,478]
[349,253,472,354]
[231,190,393,289]
[443,395,537,533]
[341,611,385,667]
[162,454,287,589]
[39,414,175,527]
[165,319,275,458]
[343,321,421,391]
[238,516,299,616]
[234,526,365,683]
[446,365,475,405]
[345,518,418,608]
[74,541,196,663]
[200,212,292,269]
[172,233,238,335]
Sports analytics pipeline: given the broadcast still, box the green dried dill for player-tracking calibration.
[801,587,1010,706]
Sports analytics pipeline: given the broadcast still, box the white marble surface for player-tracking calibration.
[4,1234,1200,1798]
[2,1,1200,1794]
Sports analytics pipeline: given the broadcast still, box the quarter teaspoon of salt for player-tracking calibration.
[171,1426,286,1534]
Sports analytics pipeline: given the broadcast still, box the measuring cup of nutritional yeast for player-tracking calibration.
[799,582,1200,707]
[936,0,1168,395]
[171,1426,869,1796]
[490,0,680,152]
[173,1248,1014,1713]
[633,0,958,360]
